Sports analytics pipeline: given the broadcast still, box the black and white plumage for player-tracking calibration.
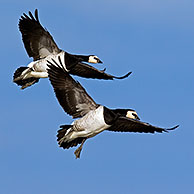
[47,56,179,159]
[13,9,131,89]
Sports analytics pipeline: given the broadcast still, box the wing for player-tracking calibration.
[107,117,179,133]
[19,9,61,60]
[47,57,99,118]
[69,62,132,80]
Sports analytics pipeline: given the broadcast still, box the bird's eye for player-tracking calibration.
[132,113,137,118]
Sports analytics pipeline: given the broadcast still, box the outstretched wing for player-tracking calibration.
[19,9,61,60]
[107,117,179,133]
[69,62,132,80]
[47,57,99,118]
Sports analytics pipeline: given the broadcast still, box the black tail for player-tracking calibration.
[57,125,85,149]
[13,67,28,82]
[13,66,39,89]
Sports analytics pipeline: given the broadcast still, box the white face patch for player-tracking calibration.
[126,110,139,120]
[88,55,99,63]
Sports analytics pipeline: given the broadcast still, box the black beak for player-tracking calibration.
[98,59,103,64]
[136,116,140,120]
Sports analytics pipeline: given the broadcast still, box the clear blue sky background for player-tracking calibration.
[1,0,194,193]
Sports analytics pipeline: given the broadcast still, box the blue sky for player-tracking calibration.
[1,0,194,193]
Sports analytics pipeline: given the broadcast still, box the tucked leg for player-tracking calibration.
[74,138,86,159]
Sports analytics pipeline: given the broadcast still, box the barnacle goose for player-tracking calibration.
[47,56,178,159]
[13,9,131,89]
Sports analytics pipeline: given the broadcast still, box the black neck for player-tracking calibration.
[103,107,118,125]
[71,54,89,62]
[64,52,90,69]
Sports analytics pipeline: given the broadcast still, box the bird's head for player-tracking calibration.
[88,55,103,64]
[112,108,140,120]
[126,110,140,120]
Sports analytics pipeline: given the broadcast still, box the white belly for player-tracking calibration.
[28,51,66,73]
[70,106,111,139]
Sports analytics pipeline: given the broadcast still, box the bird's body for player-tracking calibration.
[13,9,131,89]
[19,52,65,80]
[64,106,110,141]
[16,52,68,80]
[47,56,178,159]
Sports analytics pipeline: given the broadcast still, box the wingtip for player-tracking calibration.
[34,9,39,22]
[166,125,179,131]
[114,71,132,79]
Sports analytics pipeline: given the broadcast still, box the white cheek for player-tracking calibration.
[89,56,98,63]
[91,59,96,63]
[126,111,133,119]
[126,111,138,119]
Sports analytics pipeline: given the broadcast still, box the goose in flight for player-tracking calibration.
[13,9,131,89]
[47,56,178,159]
